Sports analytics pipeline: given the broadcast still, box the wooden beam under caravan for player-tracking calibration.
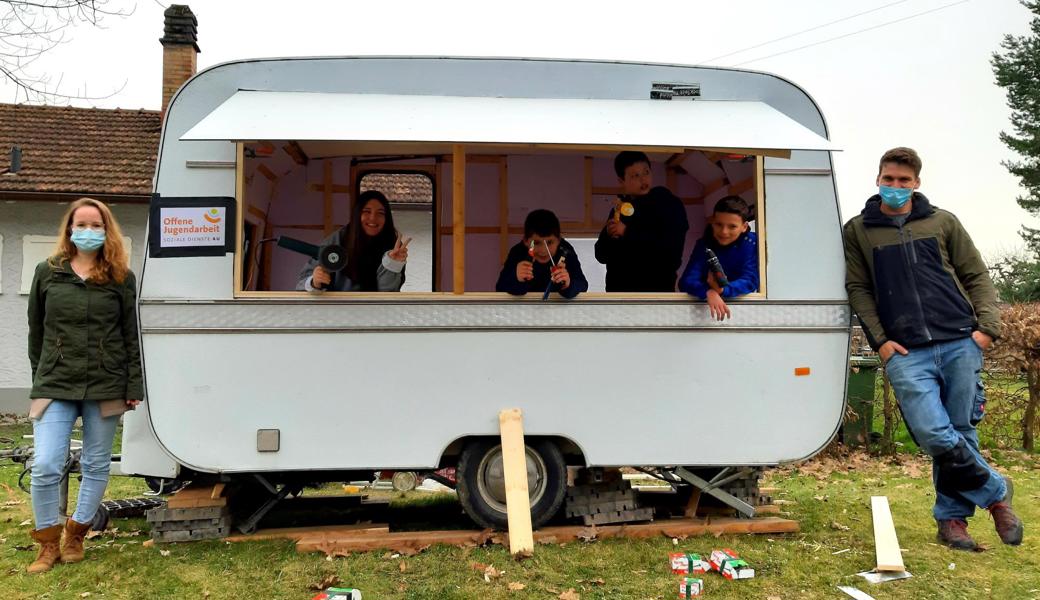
[452,144,466,294]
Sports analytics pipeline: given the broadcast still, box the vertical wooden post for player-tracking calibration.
[434,157,442,291]
[755,155,767,295]
[583,157,593,229]
[452,144,466,294]
[498,408,534,556]
[322,160,334,237]
[234,143,245,295]
[498,157,509,263]
[349,161,358,216]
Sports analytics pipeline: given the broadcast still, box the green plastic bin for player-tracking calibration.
[844,356,881,447]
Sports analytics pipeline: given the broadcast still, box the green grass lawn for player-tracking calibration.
[1,420,1038,600]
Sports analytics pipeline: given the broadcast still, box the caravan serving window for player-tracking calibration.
[235,142,766,298]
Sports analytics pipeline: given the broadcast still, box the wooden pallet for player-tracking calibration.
[291,516,799,556]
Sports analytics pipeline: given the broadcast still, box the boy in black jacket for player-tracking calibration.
[594,151,689,292]
[496,209,588,299]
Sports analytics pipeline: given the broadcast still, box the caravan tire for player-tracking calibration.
[456,439,566,530]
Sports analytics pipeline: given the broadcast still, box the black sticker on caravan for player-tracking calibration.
[148,195,237,258]
[650,82,701,100]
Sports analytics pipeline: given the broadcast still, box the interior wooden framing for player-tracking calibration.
[233,142,769,300]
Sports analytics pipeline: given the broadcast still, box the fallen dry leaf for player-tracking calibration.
[399,561,407,573]
[398,544,430,557]
[471,562,503,582]
[309,574,342,591]
[578,578,605,586]
[576,527,597,542]
[559,589,580,600]
[830,521,850,531]
[508,582,526,591]
[159,549,171,557]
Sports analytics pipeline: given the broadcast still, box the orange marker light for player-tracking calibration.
[794,367,811,377]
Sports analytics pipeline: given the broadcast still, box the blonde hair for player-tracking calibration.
[49,197,130,284]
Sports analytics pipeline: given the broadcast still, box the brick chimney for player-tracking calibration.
[160,5,200,114]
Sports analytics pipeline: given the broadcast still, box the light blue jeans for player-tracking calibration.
[885,336,1006,521]
[31,400,118,528]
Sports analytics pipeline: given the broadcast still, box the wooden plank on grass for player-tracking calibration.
[499,408,534,556]
[292,517,799,555]
[296,528,494,555]
[227,523,388,543]
[871,496,905,572]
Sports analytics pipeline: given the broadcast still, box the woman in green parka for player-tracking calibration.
[25,197,142,573]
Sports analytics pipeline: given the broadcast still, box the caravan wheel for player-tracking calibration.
[456,439,566,530]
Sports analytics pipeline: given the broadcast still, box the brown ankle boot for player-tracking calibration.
[27,524,63,574]
[61,518,92,563]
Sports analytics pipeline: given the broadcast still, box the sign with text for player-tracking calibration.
[160,206,227,248]
[149,196,236,258]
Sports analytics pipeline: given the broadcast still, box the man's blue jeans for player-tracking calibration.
[30,400,119,528]
[884,336,1006,521]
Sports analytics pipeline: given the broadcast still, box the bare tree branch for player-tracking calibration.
[1,0,134,102]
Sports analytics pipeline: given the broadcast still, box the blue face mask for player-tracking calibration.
[70,228,106,251]
[878,185,912,209]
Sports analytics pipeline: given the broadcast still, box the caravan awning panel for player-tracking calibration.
[180,90,838,152]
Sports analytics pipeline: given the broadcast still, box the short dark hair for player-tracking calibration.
[878,147,922,178]
[524,209,561,238]
[614,151,651,179]
[713,195,752,222]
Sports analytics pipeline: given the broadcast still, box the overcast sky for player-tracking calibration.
[2,0,1035,259]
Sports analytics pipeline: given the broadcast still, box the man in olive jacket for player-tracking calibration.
[843,147,1023,551]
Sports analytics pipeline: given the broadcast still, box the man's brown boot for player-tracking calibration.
[61,518,93,563]
[989,478,1024,546]
[26,524,63,574]
[936,519,977,551]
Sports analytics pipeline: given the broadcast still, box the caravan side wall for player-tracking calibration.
[122,58,848,477]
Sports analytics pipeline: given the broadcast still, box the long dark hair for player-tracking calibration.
[343,190,398,291]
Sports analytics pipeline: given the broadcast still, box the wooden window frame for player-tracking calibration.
[233,142,768,301]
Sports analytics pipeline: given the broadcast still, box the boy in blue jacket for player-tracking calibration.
[679,195,759,320]
[496,209,588,299]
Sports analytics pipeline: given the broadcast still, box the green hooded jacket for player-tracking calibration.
[27,259,143,401]
[843,193,1002,350]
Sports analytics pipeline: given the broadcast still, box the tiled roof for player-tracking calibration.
[360,172,433,205]
[0,103,161,196]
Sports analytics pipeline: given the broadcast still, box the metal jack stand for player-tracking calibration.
[236,474,302,534]
[673,467,757,518]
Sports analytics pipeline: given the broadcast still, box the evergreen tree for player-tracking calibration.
[992,0,1040,256]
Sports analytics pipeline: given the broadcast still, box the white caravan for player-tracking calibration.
[120,56,848,530]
